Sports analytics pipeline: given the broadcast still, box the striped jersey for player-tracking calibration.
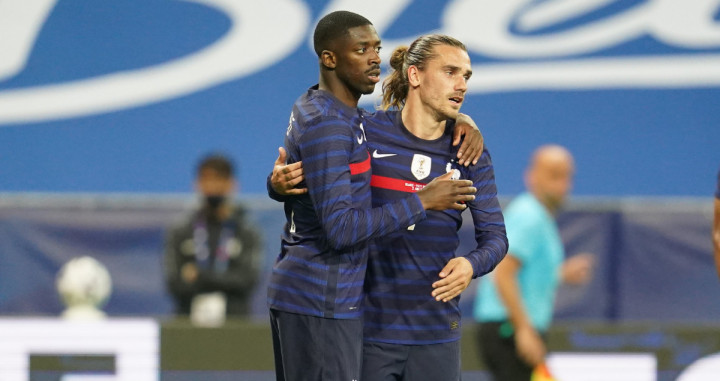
[362,110,508,344]
[267,86,426,319]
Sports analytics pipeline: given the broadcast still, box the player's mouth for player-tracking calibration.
[367,70,381,83]
[449,95,464,106]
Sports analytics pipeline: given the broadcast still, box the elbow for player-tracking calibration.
[325,218,358,250]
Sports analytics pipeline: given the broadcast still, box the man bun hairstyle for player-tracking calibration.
[313,10,373,57]
[382,46,410,110]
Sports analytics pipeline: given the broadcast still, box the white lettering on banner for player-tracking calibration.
[1,0,720,123]
[446,0,720,57]
[547,352,657,381]
[676,353,720,381]
[447,0,647,58]
[359,0,720,103]
[0,0,310,124]
[544,350,720,380]
[0,318,159,381]
[0,0,57,81]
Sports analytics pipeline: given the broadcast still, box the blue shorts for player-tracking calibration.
[361,340,461,381]
[270,308,362,381]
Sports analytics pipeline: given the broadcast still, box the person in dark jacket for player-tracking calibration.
[164,153,262,318]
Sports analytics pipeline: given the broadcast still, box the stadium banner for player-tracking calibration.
[1,195,717,323]
[0,0,719,197]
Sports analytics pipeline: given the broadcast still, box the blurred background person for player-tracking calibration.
[472,145,594,381]
[164,153,262,322]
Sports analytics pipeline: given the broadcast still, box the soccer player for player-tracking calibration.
[267,12,479,381]
[359,34,508,381]
[271,33,506,380]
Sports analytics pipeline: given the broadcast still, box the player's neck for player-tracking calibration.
[318,76,360,108]
[401,97,446,140]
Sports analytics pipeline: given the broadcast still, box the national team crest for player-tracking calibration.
[411,154,431,180]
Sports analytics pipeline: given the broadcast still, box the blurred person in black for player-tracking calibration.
[164,153,262,319]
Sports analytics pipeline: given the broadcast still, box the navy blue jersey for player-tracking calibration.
[362,110,508,344]
[267,87,426,319]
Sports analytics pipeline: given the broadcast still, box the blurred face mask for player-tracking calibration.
[205,195,225,210]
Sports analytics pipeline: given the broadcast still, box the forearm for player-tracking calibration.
[464,232,508,278]
[301,122,425,250]
[465,203,508,276]
[317,192,425,250]
[464,150,508,276]
[199,230,262,294]
[495,257,533,330]
[164,233,198,297]
[496,274,533,330]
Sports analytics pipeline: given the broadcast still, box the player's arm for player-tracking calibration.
[270,133,479,202]
[494,254,547,367]
[432,149,508,302]
[452,113,484,166]
[196,219,264,296]
[561,253,594,285]
[163,224,199,298]
[302,117,475,250]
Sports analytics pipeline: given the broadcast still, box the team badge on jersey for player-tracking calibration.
[445,161,461,180]
[411,154,431,180]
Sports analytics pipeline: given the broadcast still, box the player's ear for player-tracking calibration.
[320,50,337,69]
[408,65,421,87]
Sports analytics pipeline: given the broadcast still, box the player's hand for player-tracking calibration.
[431,257,473,302]
[561,252,595,285]
[515,325,546,367]
[417,172,475,211]
[181,263,198,284]
[271,147,307,195]
[452,113,484,166]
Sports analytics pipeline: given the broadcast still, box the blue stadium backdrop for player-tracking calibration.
[1,0,719,196]
[2,2,720,379]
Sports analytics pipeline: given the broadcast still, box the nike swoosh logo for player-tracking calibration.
[372,150,397,158]
[357,135,364,144]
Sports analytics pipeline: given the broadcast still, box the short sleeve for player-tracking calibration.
[504,213,539,264]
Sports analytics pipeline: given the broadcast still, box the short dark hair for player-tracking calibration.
[313,11,372,57]
[196,153,235,179]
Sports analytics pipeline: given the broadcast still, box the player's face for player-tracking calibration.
[416,44,471,121]
[536,160,574,210]
[196,168,235,197]
[334,25,382,97]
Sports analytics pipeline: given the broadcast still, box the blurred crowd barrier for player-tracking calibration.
[0,193,717,322]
